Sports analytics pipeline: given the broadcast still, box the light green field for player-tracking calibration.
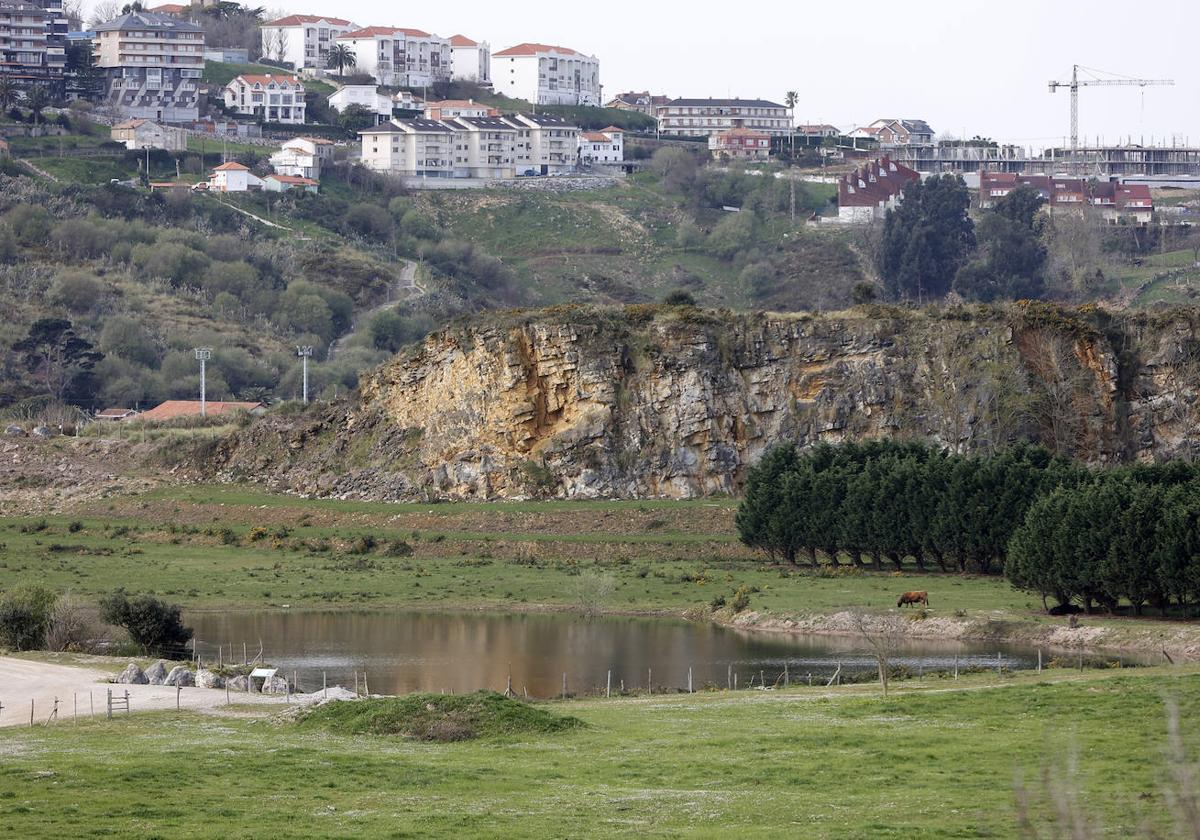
[0,667,1197,837]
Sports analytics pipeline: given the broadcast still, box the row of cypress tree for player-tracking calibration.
[735,441,1200,614]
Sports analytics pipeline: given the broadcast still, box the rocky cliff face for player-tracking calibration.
[214,304,1200,500]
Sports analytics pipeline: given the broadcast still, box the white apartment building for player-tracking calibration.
[578,126,623,165]
[423,99,496,120]
[360,118,454,178]
[259,14,356,74]
[269,136,333,179]
[448,34,489,86]
[0,0,67,93]
[328,84,393,123]
[493,42,599,106]
[206,161,264,192]
[335,26,450,89]
[223,73,306,124]
[92,11,204,122]
[656,98,791,138]
[501,112,580,174]
[444,116,516,179]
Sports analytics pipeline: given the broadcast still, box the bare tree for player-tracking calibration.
[572,571,616,618]
[848,609,909,696]
[88,0,120,27]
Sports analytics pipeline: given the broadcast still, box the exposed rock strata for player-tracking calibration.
[214,305,1200,500]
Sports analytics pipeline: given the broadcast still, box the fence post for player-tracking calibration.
[997,652,1002,677]
[562,672,567,700]
[1037,649,1042,673]
[953,655,959,680]
[648,668,652,695]
[688,667,693,694]
[74,693,77,726]
[606,670,611,698]
[176,686,181,711]
[727,664,732,691]
[733,673,738,690]
[124,690,129,715]
[784,663,789,687]
[30,698,35,727]
[323,671,327,699]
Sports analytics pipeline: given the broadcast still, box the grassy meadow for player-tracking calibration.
[0,484,1041,619]
[1,667,1198,837]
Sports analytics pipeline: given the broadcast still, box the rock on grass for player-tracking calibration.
[295,690,584,742]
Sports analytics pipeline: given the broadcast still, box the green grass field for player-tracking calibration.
[0,485,1042,618]
[1,667,1197,837]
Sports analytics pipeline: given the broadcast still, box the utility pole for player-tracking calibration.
[296,345,312,404]
[194,347,212,416]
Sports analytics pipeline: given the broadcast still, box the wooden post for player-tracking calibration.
[727,664,732,691]
[355,672,359,697]
[688,667,693,694]
[176,686,181,711]
[953,655,959,680]
[648,668,652,695]
[562,672,567,700]
[807,672,812,686]
[784,663,789,687]
[89,691,93,718]
[124,690,129,715]
[243,642,247,665]
[363,673,369,696]
[1037,649,1042,673]
[760,670,765,689]
[31,698,35,727]
[323,671,327,699]
[106,690,111,721]
[733,673,738,690]
[606,670,611,698]
[74,693,77,726]
[997,652,1002,677]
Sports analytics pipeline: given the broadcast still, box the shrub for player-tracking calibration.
[45,594,100,652]
[344,203,394,239]
[662,289,696,306]
[731,585,751,614]
[99,591,192,656]
[47,270,104,313]
[0,584,57,650]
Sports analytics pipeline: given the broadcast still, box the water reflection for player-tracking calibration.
[187,610,1081,697]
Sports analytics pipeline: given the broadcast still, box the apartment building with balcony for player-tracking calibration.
[223,72,305,123]
[360,118,454,177]
[422,98,496,120]
[1,0,67,92]
[978,172,1154,224]
[656,98,790,138]
[336,26,450,89]
[328,83,393,123]
[444,115,515,178]
[448,34,489,86]
[501,112,580,174]
[578,126,623,165]
[708,127,770,161]
[493,42,599,106]
[93,11,203,122]
[259,14,356,74]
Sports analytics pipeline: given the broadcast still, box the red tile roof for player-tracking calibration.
[449,34,477,47]
[213,162,249,171]
[264,14,353,26]
[581,131,612,142]
[266,174,318,185]
[340,25,431,39]
[148,3,188,13]
[838,156,920,208]
[139,400,264,421]
[495,42,583,57]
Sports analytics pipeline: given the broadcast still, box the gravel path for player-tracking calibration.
[0,656,291,728]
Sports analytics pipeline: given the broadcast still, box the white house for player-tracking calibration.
[422,99,496,120]
[269,136,334,179]
[223,74,306,124]
[110,119,188,151]
[578,126,623,165]
[360,118,455,178]
[393,90,423,111]
[444,116,516,179]
[335,26,451,88]
[328,84,393,123]
[259,14,357,74]
[492,42,600,106]
[264,173,319,193]
[449,34,490,86]
[501,113,580,175]
[207,162,264,192]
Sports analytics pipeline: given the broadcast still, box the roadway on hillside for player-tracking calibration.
[326,258,422,362]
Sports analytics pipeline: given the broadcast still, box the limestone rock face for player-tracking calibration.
[116,663,147,684]
[164,665,194,687]
[144,661,168,685]
[213,306,1200,501]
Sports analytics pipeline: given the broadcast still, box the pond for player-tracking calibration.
[185,609,1101,697]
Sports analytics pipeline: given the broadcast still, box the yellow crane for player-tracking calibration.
[1048,64,1173,174]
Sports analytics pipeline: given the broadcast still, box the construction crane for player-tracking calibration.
[1048,65,1174,174]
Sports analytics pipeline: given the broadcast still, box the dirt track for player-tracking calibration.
[0,656,289,728]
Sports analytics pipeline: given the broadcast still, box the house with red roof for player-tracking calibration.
[336,26,450,88]
[579,126,624,165]
[422,99,497,120]
[264,173,319,193]
[223,73,306,124]
[493,42,600,106]
[979,172,1154,224]
[709,127,772,162]
[449,34,491,87]
[206,161,264,192]
[138,400,266,422]
[837,156,921,222]
[259,14,357,72]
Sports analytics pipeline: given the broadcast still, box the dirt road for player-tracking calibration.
[0,656,290,727]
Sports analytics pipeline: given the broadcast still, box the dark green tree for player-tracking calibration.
[12,317,103,403]
[954,184,1047,302]
[877,174,975,301]
[99,591,192,656]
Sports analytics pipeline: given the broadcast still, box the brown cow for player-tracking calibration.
[897,591,929,608]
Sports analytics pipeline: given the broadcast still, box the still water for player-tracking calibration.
[186,609,1070,697]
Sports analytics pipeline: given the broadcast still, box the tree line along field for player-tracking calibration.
[0,666,1198,837]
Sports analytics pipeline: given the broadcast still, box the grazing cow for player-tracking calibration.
[897,590,929,608]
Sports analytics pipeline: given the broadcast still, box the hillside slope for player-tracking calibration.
[213,303,1200,500]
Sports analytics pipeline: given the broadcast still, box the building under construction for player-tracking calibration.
[893,143,1200,179]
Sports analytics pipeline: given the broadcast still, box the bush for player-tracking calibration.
[47,270,104,313]
[99,591,192,656]
[45,594,100,652]
[344,203,394,239]
[0,584,57,650]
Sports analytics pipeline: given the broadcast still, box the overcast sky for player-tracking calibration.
[178,0,1200,147]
